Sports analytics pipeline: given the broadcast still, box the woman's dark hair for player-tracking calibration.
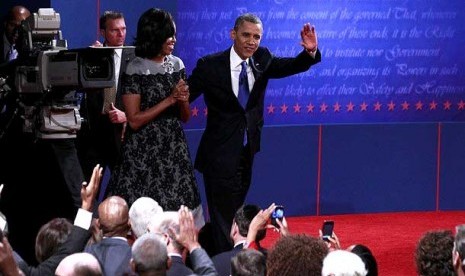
[350,244,378,276]
[35,217,73,263]
[134,8,175,58]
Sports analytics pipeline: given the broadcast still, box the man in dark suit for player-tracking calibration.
[212,204,266,276]
[1,6,30,64]
[188,13,321,255]
[85,195,133,275]
[76,11,135,181]
[0,5,30,145]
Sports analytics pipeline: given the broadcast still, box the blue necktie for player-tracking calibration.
[238,61,249,145]
[238,61,249,108]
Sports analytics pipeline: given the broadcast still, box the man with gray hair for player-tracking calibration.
[149,211,191,276]
[131,232,169,275]
[138,206,217,276]
[129,197,163,239]
[322,250,367,276]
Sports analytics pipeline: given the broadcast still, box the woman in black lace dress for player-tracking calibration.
[105,8,204,228]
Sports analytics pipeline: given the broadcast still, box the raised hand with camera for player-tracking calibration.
[245,203,290,250]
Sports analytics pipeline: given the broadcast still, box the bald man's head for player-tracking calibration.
[4,6,31,44]
[55,252,102,276]
[97,196,129,237]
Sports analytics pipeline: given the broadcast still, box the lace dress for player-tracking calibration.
[106,55,202,220]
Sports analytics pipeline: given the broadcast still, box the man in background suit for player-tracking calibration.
[1,5,30,64]
[0,5,30,146]
[76,11,135,181]
[212,204,267,276]
[188,13,320,255]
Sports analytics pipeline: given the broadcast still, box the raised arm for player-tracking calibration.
[300,23,318,54]
[171,206,217,276]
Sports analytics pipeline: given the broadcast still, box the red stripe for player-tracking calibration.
[436,122,442,211]
[316,125,322,216]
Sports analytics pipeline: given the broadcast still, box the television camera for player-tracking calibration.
[2,8,115,139]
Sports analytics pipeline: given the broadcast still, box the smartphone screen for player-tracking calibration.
[271,205,284,227]
[322,220,334,241]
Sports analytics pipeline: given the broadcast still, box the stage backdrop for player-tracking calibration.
[174,0,465,127]
[49,0,465,126]
[41,0,465,217]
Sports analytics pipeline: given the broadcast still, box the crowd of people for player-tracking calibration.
[2,3,461,276]
[0,162,461,275]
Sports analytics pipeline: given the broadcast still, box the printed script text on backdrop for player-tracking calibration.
[175,0,465,127]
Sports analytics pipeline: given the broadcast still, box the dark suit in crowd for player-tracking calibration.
[212,243,244,276]
[167,255,194,276]
[85,237,133,275]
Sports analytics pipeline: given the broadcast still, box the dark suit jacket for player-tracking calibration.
[0,32,8,64]
[211,243,244,276]
[84,237,133,276]
[167,255,194,276]
[77,47,136,172]
[189,46,321,177]
[188,248,217,276]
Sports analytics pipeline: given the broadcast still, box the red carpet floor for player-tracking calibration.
[260,211,465,275]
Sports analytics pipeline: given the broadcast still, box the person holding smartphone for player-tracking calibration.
[319,221,341,250]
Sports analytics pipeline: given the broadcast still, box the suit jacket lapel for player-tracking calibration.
[218,49,238,103]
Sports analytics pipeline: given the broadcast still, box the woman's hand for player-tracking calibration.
[172,79,189,104]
